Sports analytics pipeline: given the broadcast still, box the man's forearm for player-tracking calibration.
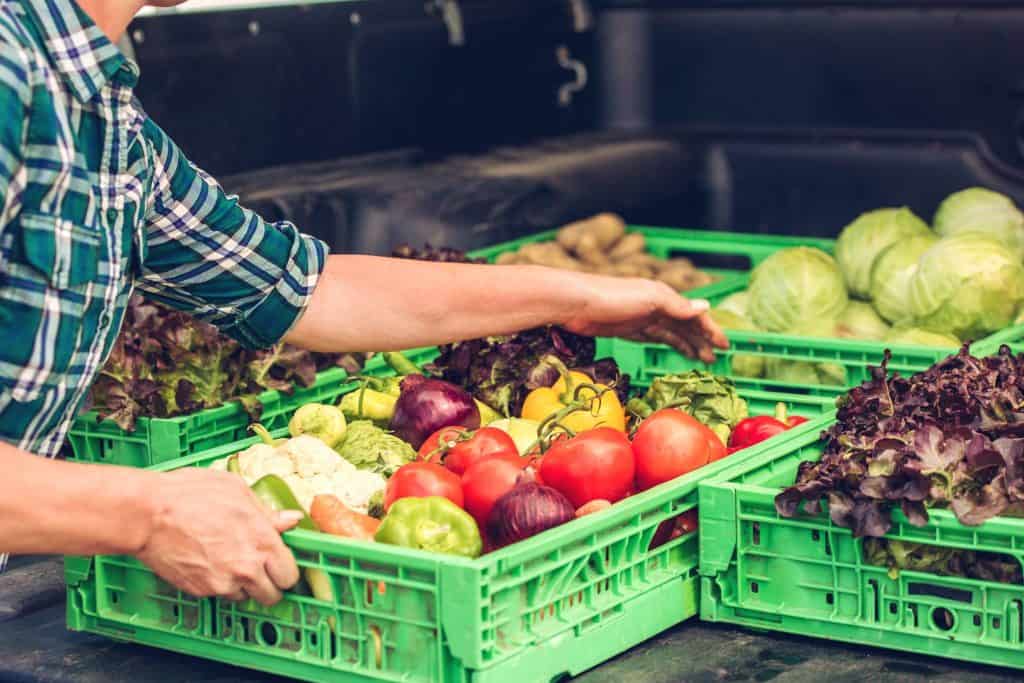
[0,444,155,556]
[285,256,591,352]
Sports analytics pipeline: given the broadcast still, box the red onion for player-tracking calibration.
[485,482,575,549]
[390,375,480,449]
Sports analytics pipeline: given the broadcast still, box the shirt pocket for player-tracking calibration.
[0,212,108,400]
[18,212,101,288]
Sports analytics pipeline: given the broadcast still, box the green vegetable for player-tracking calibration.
[763,356,846,387]
[709,309,764,378]
[883,326,960,348]
[88,296,366,433]
[716,291,749,317]
[488,417,542,455]
[934,187,1024,260]
[250,475,318,532]
[288,403,347,448]
[747,247,848,332]
[834,207,932,299]
[339,385,399,427]
[247,475,334,618]
[627,371,748,444]
[863,538,1021,584]
[383,351,423,376]
[763,320,847,387]
[375,496,483,558]
[908,234,1024,340]
[833,301,889,341]
[335,420,416,477]
[868,234,937,324]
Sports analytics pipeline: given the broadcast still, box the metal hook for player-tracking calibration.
[556,45,587,108]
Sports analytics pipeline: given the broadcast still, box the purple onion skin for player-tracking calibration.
[486,482,575,549]
[390,375,480,449]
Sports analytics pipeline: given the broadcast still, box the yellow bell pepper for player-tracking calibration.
[521,369,626,433]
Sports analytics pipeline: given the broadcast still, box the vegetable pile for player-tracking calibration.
[777,345,1024,538]
[213,336,811,565]
[711,187,1024,385]
[488,213,715,291]
[90,296,365,431]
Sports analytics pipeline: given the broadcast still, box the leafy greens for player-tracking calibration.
[776,345,1024,537]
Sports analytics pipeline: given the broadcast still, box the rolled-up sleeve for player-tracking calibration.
[136,120,328,349]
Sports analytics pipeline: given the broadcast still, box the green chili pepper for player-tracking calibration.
[383,351,422,377]
[247,475,336,624]
[250,475,317,532]
[375,497,482,558]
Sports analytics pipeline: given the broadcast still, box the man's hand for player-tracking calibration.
[560,275,727,363]
[136,468,302,606]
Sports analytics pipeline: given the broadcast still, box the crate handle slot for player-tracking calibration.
[907,583,973,604]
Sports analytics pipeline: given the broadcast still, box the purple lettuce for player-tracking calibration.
[777,345,1024,536]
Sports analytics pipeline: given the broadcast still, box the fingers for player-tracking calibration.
[663,294,711,321]
[265,543,302,591]
[243,571,284,607]
[272,509,306,533]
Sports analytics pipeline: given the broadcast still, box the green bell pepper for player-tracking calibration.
[375,497,482,558]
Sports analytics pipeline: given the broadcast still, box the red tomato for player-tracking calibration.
[418,426,467,461]
[419,426,518,476]
[383,462,464,511]
[631,409,711,491]
[705,428,728,463]
[539,428,635,508]
[461,453,529,528]
[649,509,699,550]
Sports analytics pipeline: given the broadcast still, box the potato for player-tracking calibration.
[556,213,627,252]
[608,232,646,261]
[518,242,581,270]
[611,262,655,278]
[575,232,612,267]
[495,251,521,265]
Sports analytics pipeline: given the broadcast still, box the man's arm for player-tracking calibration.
[285,256,726,362]
[0,443,301,605]
[136,121,724,361]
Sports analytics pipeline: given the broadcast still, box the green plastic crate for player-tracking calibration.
[698,419,1024,670]
[66,367,352,467]
[66,399,835,683]
[467,225,837,295]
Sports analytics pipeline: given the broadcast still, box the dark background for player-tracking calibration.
[127,0,1024,253]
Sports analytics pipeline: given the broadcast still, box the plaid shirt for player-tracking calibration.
[0,0,328,463]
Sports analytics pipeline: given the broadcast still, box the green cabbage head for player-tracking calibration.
[834,207,932,299]
[763,319,847,387]
[908,235,1024,341]
[834,301,889,341]
[934,188,1024,260]
[869,234,938,324]
[747,247,848,332]
[884,326,960,348]
[710,309,764,378]
[716,291,749,317]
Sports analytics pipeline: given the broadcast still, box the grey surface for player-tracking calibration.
[0,557,1017,683]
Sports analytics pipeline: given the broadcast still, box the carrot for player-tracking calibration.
[310,494,381,541]
[575,499,612,518]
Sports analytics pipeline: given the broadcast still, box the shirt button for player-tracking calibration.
[100,312,111,327]
[106,208,118,222]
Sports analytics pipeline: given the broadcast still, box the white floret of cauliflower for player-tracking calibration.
[331,469,386,515]
[283,474,316,512]
[235,443,284,482]
[281,435,347,478]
